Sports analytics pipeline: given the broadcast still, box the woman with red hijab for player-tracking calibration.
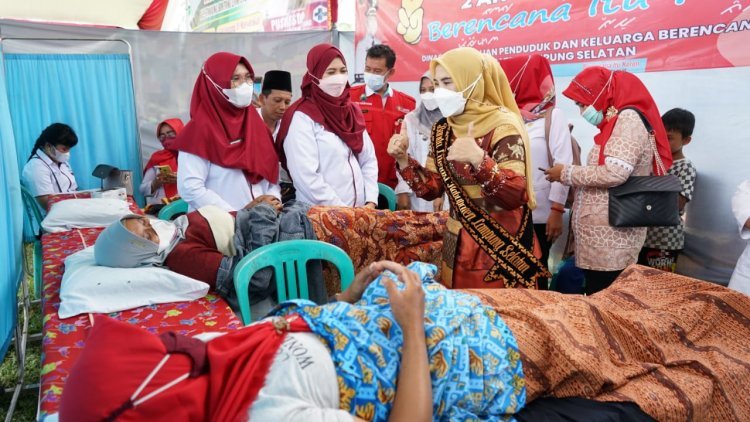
[500,55,575,287]
[545,66,673,294]
[140,118,184,207]
[276,44,379,207]
[173,52,281,212]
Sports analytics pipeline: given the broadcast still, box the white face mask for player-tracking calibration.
[420,92,439,111]
[222,83,254,108]
[203,66,254,108]
[364,72,387,91]
[150,219,177,253]
[54,149,71,163]
[433,72,482,118]
[316,73,349,98]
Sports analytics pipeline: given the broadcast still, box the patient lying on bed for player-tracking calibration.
[94,201,326,307]
[60,262,750,422]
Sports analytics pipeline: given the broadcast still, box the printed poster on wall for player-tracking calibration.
[354,0,750,80]
[163,0,332,32]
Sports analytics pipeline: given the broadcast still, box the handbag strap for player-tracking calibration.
[619,107,667,176]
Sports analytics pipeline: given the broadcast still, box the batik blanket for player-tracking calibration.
[467,265,750,422]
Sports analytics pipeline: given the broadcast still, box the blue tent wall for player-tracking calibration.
[5,53,143,205]
[0,52,23,360]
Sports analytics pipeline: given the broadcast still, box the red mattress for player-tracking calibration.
[38,199,241,418]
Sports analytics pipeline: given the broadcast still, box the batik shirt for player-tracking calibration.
[273,262,526,421]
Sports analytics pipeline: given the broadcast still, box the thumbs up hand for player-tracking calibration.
[447,122,485,168]
[388,118,410,168]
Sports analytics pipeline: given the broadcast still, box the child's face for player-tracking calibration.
[667,129,690,154]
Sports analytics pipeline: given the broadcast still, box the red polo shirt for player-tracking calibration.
[350,84,415,188]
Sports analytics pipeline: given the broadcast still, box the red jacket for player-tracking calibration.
[350,84,415,188]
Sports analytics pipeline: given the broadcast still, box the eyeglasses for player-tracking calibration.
[158,131,176,140]
[230,74,253,86]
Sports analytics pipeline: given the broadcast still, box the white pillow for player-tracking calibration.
[42,198,132,233]
[59,247,210,319]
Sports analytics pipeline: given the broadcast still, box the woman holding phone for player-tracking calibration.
[140,118,184,207]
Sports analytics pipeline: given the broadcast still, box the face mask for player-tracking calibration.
[54,149,71,163]
[433,72,482,118]
[364,72,387,91]
[150,219,177,253]
[420,92,439,111]
[581,106,604,126]
[223,83,254,108]
[578,70,613,127]
[316,73,349,98]
[203,65,254,108]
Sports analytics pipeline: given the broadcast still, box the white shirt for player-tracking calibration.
[177,151,281,212]
[395,112,448,212]
[22,151,78,197]
[256,107,291,184]
[527,108,573,224]
[257,107,281,139]
[729,180,750,295]
[249,332,351,421]
[284,111,379,207]
[139,167,167,205]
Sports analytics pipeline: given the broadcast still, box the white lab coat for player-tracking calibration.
[729,180,750,295]
[177,151,281,212]
[283,111,378,207]
[527,108,573,224]
[139,167,168,205]
[394,112,448,212]
[22,151,78,197]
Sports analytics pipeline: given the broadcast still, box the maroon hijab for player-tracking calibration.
[276,43,365,171]
[563,67,672,175]
[171,52,279,184]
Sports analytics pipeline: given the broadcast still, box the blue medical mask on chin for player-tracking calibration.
[581,106,604,126]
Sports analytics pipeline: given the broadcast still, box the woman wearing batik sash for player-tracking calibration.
[388,47,548,289]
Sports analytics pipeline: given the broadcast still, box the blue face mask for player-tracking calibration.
[581,105,604,126]
[577,70,613,127]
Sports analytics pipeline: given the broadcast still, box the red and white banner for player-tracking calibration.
[354,0,750,80]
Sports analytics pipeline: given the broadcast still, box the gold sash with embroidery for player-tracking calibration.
[433,121,550,287]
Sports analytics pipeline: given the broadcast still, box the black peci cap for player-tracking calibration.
[261,70,292,93]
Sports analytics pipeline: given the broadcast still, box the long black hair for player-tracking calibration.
[27,123,78,161]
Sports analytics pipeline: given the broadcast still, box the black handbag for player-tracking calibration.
[608,109,682,228]
[609,175,681,227]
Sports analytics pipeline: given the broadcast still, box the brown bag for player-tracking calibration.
[544,110,581,208]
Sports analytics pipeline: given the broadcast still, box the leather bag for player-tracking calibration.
[608,109,681,227]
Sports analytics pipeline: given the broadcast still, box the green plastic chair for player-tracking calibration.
[158,199,188,221]
[378,182,397,211]
[232,240,355,325]
[20,186,44,298]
